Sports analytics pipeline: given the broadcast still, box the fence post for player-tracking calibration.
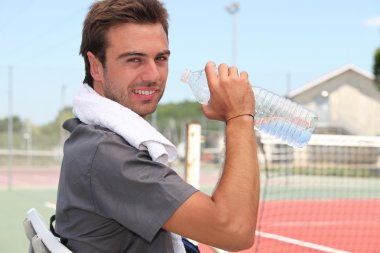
[185,123,201,189]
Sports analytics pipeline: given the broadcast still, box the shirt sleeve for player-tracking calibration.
[90,134,198,242]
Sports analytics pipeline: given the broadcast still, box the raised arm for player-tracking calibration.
[164,62,260,251]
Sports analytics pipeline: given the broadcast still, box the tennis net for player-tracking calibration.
[254,133,380,253]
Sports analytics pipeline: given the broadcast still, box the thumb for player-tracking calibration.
[201,104,223,121]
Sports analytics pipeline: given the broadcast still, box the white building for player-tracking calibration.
[260,65,380,170]
[288,64,380,136]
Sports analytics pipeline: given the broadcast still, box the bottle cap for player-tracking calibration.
[180,69,191,84]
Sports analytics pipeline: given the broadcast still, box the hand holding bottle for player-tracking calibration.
[201,62,255,123]
[181,63,318,148]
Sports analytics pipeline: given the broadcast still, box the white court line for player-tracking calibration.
[256,230,351,253]
[44,201,56,210]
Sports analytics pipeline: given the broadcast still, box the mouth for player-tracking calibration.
[132,87,160,101]
[132,89,156,96]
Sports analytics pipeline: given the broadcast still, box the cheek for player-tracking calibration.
[160,68,169,82]
[109,69,135,88]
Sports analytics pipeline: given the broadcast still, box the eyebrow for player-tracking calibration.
[117,50,171,60]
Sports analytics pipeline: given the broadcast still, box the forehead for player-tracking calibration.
[106,23,168,54]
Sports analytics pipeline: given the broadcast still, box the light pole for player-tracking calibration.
[8,66,13,191]
[60,84,67,147]
[225,2,240,66]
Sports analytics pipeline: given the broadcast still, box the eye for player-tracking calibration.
[127,57,141,63]
[156,55,169,62]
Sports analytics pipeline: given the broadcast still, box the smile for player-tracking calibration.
[133,89,156,95]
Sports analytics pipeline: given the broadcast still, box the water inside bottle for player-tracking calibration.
[180,68,318,148]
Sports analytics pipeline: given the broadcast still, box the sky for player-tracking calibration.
[0,0,379,125]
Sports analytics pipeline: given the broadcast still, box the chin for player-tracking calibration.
[136,105,158,118]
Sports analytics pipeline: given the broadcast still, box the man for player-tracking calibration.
[55,0,260,252]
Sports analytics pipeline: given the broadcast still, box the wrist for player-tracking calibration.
[225,113,255,124]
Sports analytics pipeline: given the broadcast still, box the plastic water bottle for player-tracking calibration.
[180,69,318,148]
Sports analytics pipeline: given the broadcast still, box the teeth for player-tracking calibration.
[134,90,155,95]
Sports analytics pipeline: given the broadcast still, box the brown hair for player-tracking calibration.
[80,0,169,87]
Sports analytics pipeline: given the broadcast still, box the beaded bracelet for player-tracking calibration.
[225,113,255,124]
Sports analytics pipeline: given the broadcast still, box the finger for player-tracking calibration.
[228,66,239,77]
[218,63,229,78]
[201,104,223,121]
[201,104,210,116]
[205,61,218,88]
[240,71,248,80]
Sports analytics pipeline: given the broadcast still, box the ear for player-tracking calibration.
[87,51,104,82]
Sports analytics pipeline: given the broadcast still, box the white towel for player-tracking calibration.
[72,84,186,253]
[72,84,177,164]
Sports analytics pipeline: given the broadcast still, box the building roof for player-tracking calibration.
[288,64,375,98]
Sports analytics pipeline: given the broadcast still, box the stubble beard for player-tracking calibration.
[102,74,164,118]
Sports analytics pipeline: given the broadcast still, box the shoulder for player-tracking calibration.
[63,118,142,166]
[65,118,133,150]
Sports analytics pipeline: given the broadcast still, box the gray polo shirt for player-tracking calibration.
[56,118,198,253]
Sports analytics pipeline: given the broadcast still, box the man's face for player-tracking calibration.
[93,23,169,118]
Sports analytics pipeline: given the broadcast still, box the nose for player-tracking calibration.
[141,60,160,83]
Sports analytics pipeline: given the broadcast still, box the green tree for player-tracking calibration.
[0,116,23,132]
[0,101,221,150]
[0,116,25,149]
[374,48,380,90]
[148,100,224,144]
[32,106,73,149]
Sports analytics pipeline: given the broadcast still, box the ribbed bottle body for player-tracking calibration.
[254,87,317,148]
[181,69,318,148]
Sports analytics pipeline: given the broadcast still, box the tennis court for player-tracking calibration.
[199,171,380,253]
[251,199,380,252]
[1,158,379,253]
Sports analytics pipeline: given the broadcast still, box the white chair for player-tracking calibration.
[23,208,72,253]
